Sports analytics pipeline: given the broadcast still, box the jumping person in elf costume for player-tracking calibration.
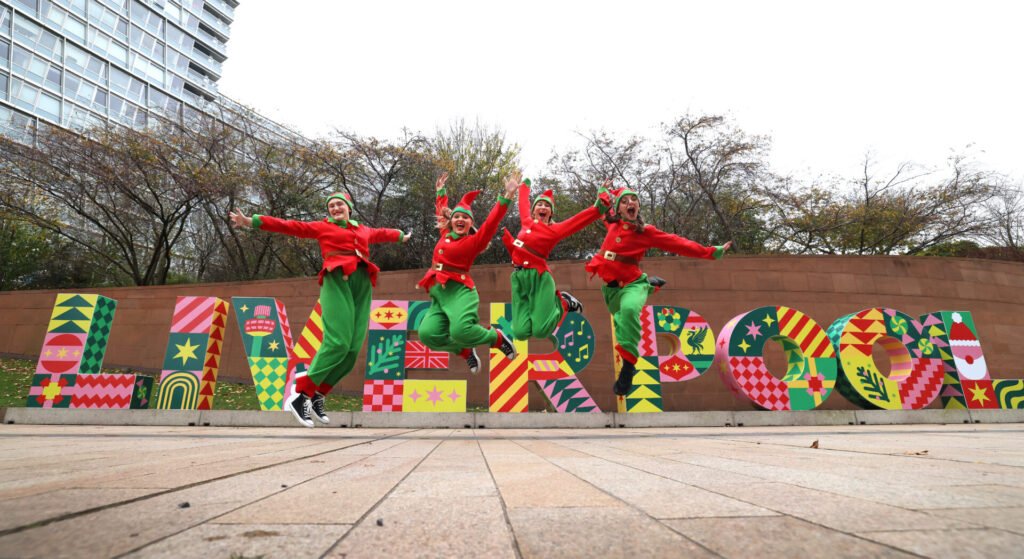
[501,179,612,341]
[585,185,732,397]
[417,171,520,372]
[228,193,409,427]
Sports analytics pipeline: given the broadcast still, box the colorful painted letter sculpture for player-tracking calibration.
[489,303,599,413]
[612,306,717,412]
[362,300,461,412]
[156,296,230,410]
[28,292,1024,413]
[28,294,151,409]
[228,296,326,412]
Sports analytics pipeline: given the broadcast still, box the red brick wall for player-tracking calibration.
[3,256,1022,411]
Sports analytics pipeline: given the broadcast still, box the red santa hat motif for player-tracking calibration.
[949,312,988,381]
[451,190,481,220]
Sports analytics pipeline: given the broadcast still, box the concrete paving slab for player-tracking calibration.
[122,523,353,559]
[0,424,1022,558]
[927,507,1024,535]
[666,516,918,558]
[856,527,1024,558]
[510,506,718,558]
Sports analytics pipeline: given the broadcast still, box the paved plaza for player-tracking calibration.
[0,423,1022,558]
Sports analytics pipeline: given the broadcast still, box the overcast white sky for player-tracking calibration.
[218,0,1024,184]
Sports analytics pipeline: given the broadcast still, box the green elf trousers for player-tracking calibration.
[510,267,564,341]
[419,283,497,353]
[601,274,654,362]
[306,267,372,389]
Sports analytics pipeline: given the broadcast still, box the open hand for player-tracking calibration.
[436,172,449,192]
[228,208,251,228]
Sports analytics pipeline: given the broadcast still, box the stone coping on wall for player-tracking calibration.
[3,407,1023,428]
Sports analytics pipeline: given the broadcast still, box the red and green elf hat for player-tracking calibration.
[611,186,639,211]
[451,190,481,220]
[532,188,555,212]
[326,192,353,210]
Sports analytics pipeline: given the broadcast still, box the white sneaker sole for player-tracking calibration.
[286,394,314,428]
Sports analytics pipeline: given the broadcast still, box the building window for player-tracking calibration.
[10,76,61,122]
[11,43,62,93]
[130,1,164,37]
[88,0,128,42]
[0,38,9,70]
[129,23,163,61]
[42,1,87,44]
[64,71,107,112]
[64,42,107,82]
[1,6,13,37]
[51,0,87,18]
[87,26,127,67]
[0,71,9,100]
[62,100,105,130]
[13,14,62,62]
[11,1,38,17]
[109,65,145,104]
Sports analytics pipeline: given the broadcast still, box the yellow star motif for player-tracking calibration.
[738,339,751,353]
[44,349,53,357]
[267,340,280,351]
[240,304,249,313]
[969,385,991,405]
[762,314,776,327]
[57,348,68,358]
[174,338,201,366]
[671,363,681,372]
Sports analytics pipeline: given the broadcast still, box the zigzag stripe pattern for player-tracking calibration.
[639,306,656,356]
[897,358,945,410]
[71,373,134,409]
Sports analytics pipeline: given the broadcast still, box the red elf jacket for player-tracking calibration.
[584,219,716,285]
[252,214,402,286]
[500,182,604,275]
[417,188,511,291]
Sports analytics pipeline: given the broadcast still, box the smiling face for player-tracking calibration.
[451,212,473,235]
[532,200,553,224]
[327,198,350,222]
[617,194,640,221]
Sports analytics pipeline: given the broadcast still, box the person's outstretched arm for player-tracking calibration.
[229,208,320,238]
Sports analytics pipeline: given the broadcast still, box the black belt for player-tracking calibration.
[513,265,525,271]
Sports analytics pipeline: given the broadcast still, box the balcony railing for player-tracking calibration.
[198,8,230,38]
[203,0,234,22]
[194,25,227,56]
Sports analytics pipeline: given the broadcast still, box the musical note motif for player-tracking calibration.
[575,343,590,362]
[561,330,575,349]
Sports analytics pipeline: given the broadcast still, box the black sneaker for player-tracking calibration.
[495,329,518,361]
[560,291,584,313]
[286,392,314,428]
[613,360,637,396]
[465,348,481,374]
[310,392,330,424]
[647,275,667,289]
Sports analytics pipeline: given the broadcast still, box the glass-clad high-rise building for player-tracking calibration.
[0,0,237,140]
